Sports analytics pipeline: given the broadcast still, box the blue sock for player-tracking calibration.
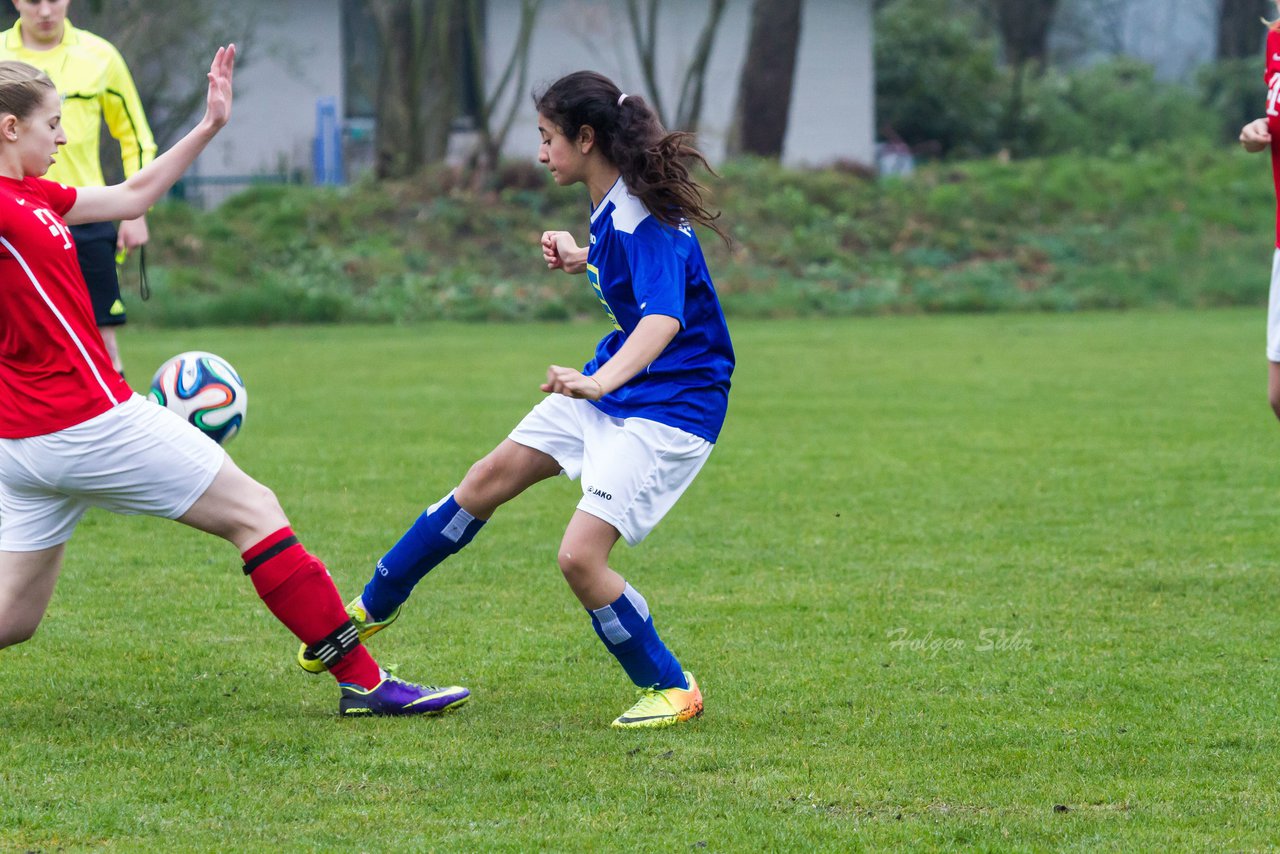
[589,583,687,690]
[361,491,485,620]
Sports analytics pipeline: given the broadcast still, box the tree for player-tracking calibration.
[875,0,1001,157]
[366,0,467,180]
[726,0,803,159]
[624,0,729,132]
[0,2,260,157]
[976,0,1061,153]
[1198,0,1272,143]
[462,0,542,177]
[1217,0,1269,60]
[982,0,1060,68]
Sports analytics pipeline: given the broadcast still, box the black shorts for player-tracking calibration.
[70,221,125,327]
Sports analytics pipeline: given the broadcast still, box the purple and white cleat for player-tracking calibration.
[339,675,470,717]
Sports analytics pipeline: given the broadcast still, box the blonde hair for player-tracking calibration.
[0,61,55,120]
[1270,0,1280,31]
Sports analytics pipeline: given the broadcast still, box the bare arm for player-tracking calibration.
[541,230,589,274]
[1241,117,1271,153]
[65,45,236,226]
[542,314,681,400]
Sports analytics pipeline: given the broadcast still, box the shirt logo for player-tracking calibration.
[33,208,72,250]
[586,263,622,331]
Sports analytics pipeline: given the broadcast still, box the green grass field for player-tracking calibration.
[2,310,1278,850]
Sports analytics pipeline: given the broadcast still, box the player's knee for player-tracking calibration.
[0,620,38,649]
[228,481,287,544]
[247,482,287,528]
[462,456,498,492]
[459,457,505,515]
[1267,385,1280,420]
[557,546,601,584]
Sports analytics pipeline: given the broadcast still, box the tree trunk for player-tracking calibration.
[1217,0,1269,60]
[984,0,1058,155]
[726,0,803,159]
[464,0,542,179]
[675,0,729,133]
[987,0,1059,69]
[367,0,463,180]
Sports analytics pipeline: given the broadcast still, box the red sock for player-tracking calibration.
[242,527,381,689]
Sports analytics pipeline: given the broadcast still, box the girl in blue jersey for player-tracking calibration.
[300,70,734,729]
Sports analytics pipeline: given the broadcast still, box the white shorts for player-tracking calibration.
[508,394,713,546]
[0,394,226,551]
[1268,249,1280,362]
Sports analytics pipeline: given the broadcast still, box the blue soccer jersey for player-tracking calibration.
[583,178,734,443]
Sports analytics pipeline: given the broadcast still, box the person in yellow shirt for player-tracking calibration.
[2,0,156,376]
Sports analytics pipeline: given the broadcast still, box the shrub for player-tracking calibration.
[874,0,1003,157]
[1020,58,1220,157]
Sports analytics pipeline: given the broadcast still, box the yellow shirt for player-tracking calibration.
[0,19,156,187]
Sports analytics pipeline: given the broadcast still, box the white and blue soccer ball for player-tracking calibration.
[148,351,247,445]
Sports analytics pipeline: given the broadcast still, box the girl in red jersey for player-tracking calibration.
[0,47,468,716]
[1240,3,1280,421]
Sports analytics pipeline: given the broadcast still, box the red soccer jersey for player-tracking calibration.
[0,175,132,438]
[1266,29,1280,249]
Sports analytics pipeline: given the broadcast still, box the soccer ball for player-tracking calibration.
[148,351,247,444]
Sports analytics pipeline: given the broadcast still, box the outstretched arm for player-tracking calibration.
[66,45,236,225]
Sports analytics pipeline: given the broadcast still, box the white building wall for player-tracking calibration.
[1051,0,1218,82]
[190,0,343,193]
[188,0,873,192]
[490,0,874,169]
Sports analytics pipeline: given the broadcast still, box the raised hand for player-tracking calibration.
[204,44,237,130]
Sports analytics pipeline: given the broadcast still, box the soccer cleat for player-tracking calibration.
[338,675,471,717]
[297,598,401,674]
[611,671,703,730]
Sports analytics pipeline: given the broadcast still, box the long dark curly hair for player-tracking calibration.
[535,70,725,241]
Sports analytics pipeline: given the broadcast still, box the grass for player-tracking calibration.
[2,309,1279,849]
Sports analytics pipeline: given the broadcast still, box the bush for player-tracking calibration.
[1197,57,1263,145]
[131,145,1274,326]
[1019,58,1220,157]
[874,0,1003,157]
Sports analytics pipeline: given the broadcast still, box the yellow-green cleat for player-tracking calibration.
[611,671,703,729]
[297,598,402,674]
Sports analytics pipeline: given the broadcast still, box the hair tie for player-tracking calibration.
[617,93,628,107]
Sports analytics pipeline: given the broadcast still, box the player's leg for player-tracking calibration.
[567,412,715,728]
[350,438,560,622]
[87,399,465,714]
[355,436,563,624]
[561,512,702,729]
[0,545,65,648]
[297,434,560,679]
[557,511,624,608]
[1268,362,1280,422]
[1266,249,1280,422]
[306,400,576,674]
[0,431,88,649]
[182,454,468,715]
[70,223,126,376]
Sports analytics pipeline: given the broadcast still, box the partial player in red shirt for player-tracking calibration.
[0,47,469,717]
[1240,4,1280,422]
